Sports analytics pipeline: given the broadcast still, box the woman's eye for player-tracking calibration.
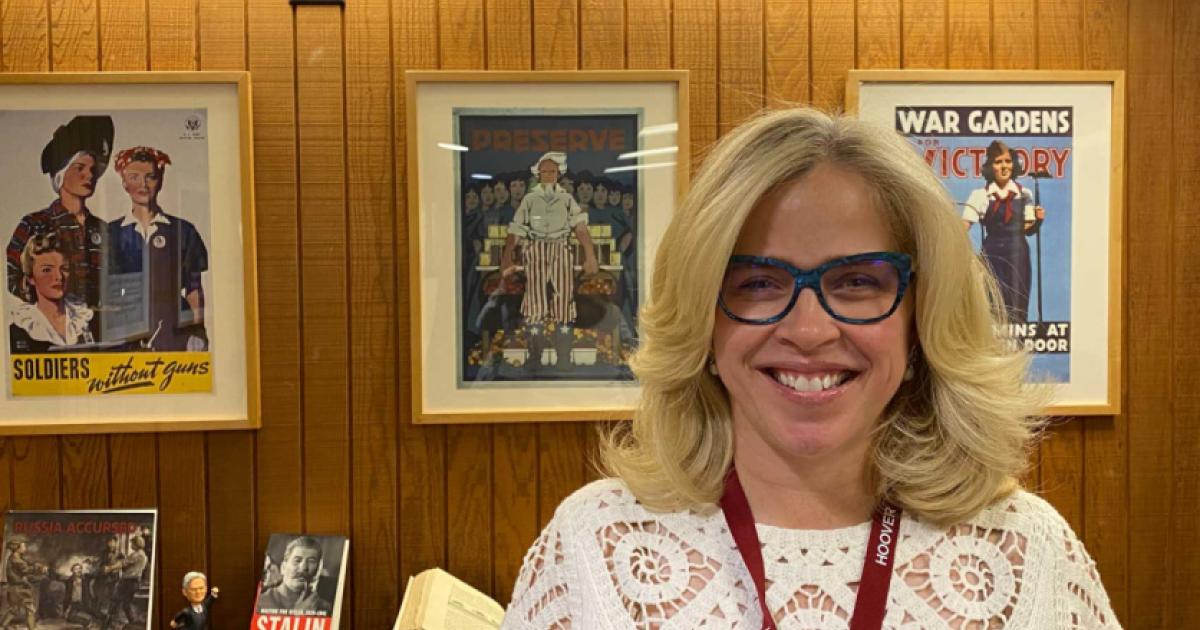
[831,274,881,289]
[738,276,780,290]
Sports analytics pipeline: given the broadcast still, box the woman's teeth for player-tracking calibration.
[773,370,850,393]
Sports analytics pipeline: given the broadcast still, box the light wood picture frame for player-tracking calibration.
[848,70,1124,415]
[406,70,689,423]
[0,72,260,434]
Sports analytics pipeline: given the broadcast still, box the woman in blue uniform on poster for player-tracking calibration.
[961,140,1045,322]
[107,146,210,351]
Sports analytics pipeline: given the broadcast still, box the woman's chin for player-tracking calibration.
[749,415,868,462]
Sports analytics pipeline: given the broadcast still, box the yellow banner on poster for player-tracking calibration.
[10,352,213,396]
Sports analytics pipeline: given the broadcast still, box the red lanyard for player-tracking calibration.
[719,469,901,630]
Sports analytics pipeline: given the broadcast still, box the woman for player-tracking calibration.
[591,179,610,214]
[480,179,496,214]
[108,145,209,351]
[587,178,631,262]
[492,177,511,213]
[962,140,1045,322]
[573,172,595,211]
[607,182,623,210]
[502,109,1117,628]
[9,233,95,353]
[6,115,112,331]
[615,182,639,336]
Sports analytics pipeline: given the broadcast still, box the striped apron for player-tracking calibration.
[522,238,575,324]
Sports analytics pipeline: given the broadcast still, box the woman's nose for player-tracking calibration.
[772,288,840,349]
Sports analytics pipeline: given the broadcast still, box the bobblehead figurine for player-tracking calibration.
[171,571,218,629]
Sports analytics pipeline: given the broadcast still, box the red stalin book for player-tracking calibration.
[250,533,349,630]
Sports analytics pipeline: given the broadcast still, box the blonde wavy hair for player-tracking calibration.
[601,107,1043,527]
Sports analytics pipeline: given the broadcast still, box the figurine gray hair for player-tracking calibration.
[182,571,206,589]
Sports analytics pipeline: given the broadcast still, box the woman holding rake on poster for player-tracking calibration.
[502,109,1117,629]
[961,140,1046,323]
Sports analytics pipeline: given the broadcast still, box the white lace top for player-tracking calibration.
[502,478,1119,629]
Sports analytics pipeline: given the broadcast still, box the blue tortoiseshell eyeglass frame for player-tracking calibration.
[718,251,914,325]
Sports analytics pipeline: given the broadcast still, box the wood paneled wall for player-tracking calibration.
[0,0,1193,627]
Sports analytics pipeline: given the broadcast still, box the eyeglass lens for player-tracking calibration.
[721,258,901,322]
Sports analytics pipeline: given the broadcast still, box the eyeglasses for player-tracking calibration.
[718,252,913,325]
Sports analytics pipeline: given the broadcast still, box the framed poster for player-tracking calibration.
[406,70,689,423]
[0,72,260,433]
[848,70,1123,415]
[2,509,159,630]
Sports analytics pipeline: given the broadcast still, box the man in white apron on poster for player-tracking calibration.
[501,151,599,371]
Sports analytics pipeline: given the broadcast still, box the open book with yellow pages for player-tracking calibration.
[393,568,504,630]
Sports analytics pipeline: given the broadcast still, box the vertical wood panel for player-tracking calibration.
[525,0,585,604]
[102,1,159,530]
[61,436,109,508]
[439,0,496,598]
[1171,1,1200,624]
[446,418,493,594]
[148,0,195,70]
[395,0,448,585]
[535,0,590,520]
[527,0,623,537]
[440,180,490,614]
[204,434,256,627]
[902,0,946,68]
[440,0,484,69]
[533,0,577,69]
[535,0,609,573]
[765,0,810,107]
[98,0,148,70]
[810,0,854,110]
[626,0,670,69]
[110,436,158,508]
[156,434,205,630]
[3,0,62,522]
[581,0,624,70]
[11,438,61,508]
[1125,6,1173,625]
[49,0,112,513]
[947,0,990,68]
[674,0,718,165]
[857,0,901,68]
[296,0,351,541]
[992,0,1034,69]
[198,0,246,69]
[1038,0,1085,70]
[484,0,540,604]
[149,5,206,628]
[493,424,537,601]
[49,0,98,70]
[487,0,533,69]
[1,0,50,70]
[0,441,12,519]
[609,0,667,477]
[717,0,763,135]
[1081,0,1129,620]
[1034,0,1086,537]
[346,0,399,624]
[247,0,304,551]
[197,1,257,627]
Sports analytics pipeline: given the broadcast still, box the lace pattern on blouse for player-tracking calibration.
[504,480,1119,629]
